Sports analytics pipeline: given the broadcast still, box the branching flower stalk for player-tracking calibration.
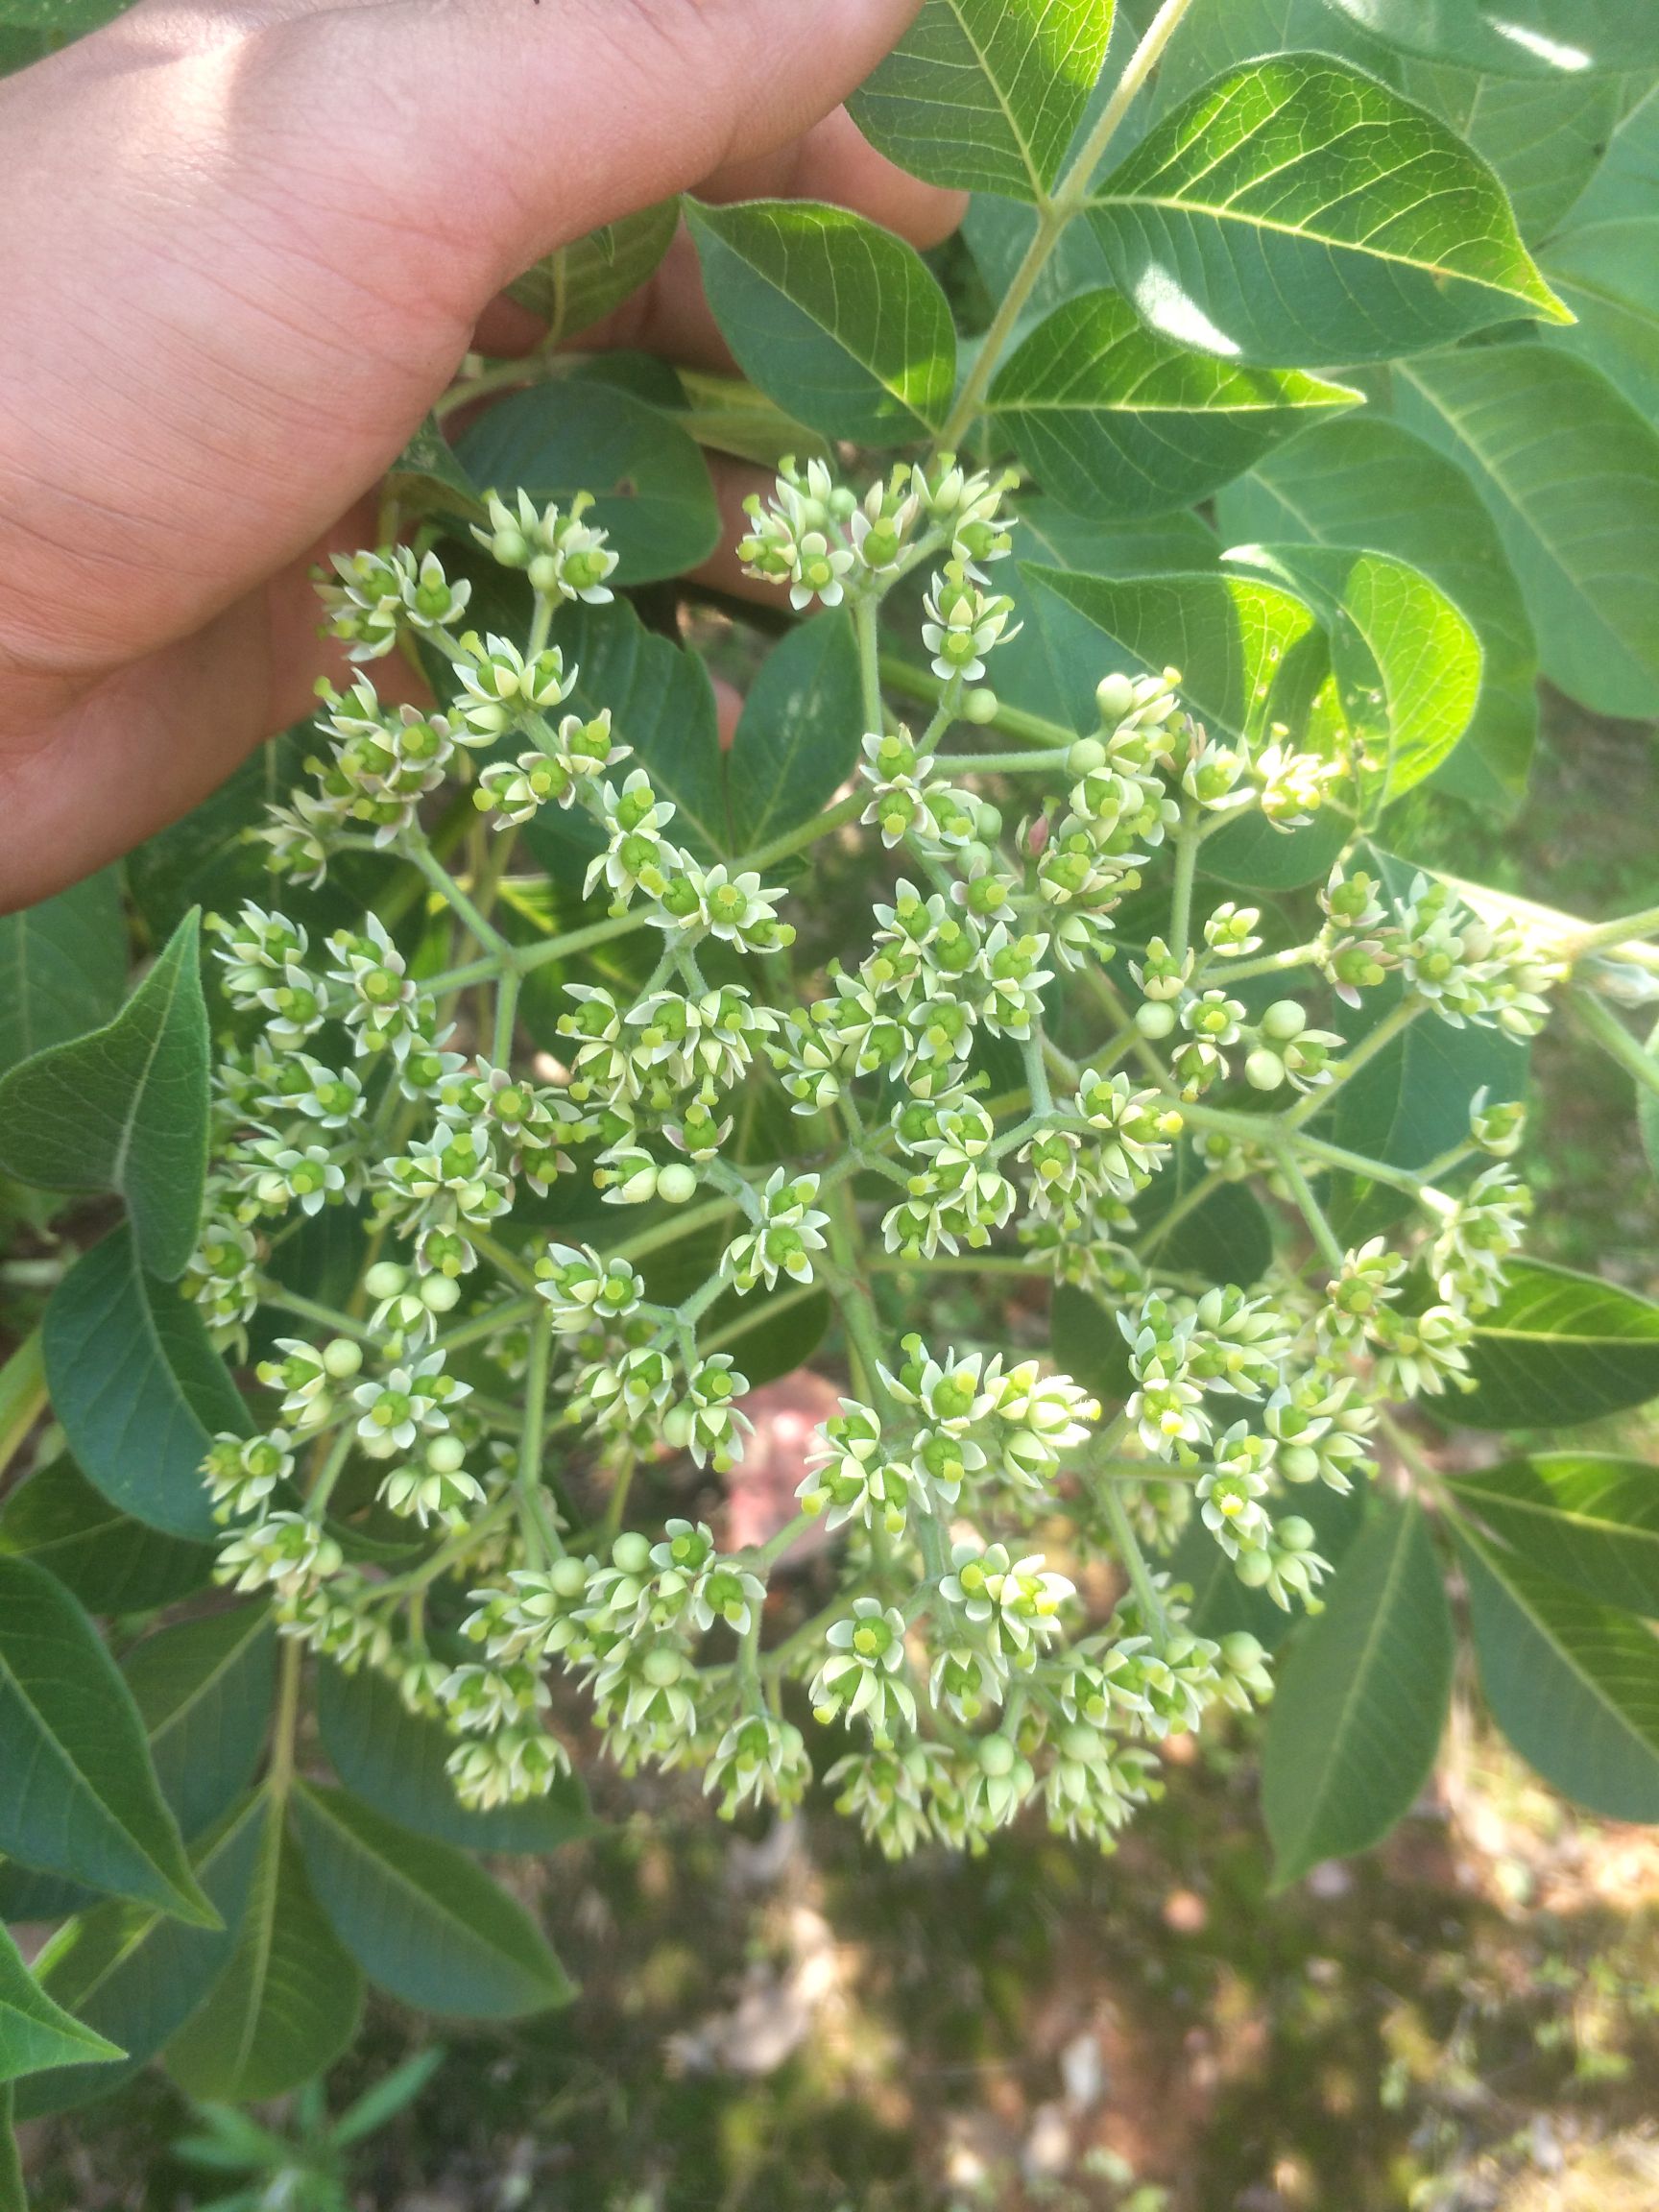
[186,451,1564,1859]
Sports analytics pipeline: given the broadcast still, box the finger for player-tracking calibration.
[0,0,923,703]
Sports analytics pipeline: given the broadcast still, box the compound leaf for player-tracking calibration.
[1448,1455,1659,1617]
[293,1785,574,2019]
[1457,1261,1659,1431]
[1262,1494,1452,1885]
[687,200,955,444]
[1395,345,1659,721]
[1456,1523,1659,1822]
[43,1227,246,1542]
[988,289,1358,518]
[0,871,125,1079]
[0,910,207,1279]
[726,610,864,853]
[0,1556,214,1924]
[849,0,1116,203]
[0,1923,123,2085]
[1088,54,1568,364]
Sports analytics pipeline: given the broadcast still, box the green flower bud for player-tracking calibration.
[322,1337,364,1381]
[1136,1001,1177,1040]
[656,1163,698,1205]
[1262,999,1308,1042]
[613,1531,652,1575]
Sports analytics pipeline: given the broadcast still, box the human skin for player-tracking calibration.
[0,0,962,909]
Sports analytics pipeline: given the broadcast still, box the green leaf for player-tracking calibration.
[1399,60,1629,240]
[0,1924,123,2084]
[455,379,718,586]
[0,872,125,1079]
[1261,1494,1452,1885]
[0,0,132,29]
[1456,1524,1659,1822]
[989,289,1358,518]
[1321,0,1659,75]
[1568,77,1659,226]
[43,1227,246,1541]
[1448,1455,1659,1616]
[727,612,864,853]
[1215,417,1536,810]
[508,198,681,347]
[1226,543,1481,806]
[122,1608,276,1844]
[686,200,955,444]
[1539,221,1659,422]
[1458,1260,1659,1430]
[316,1663,593,1855]
[0,1606,271,1922]
[1022,562,1319,742]
[165,1801,361,2104]
[0,1456,214,1614]
[293,1785,574,2018]
[1050,1282,1132,1406]
[1395,345,1659,721]
[13,1800,258,2119]
[0,1556,215,1923]
[1137,1145,1275,1286]
[384,415,482,527]
[1320,985,1526,1239]
[849,0,1116,202]
[0,911,208,1279]
[1089,55,1569,365]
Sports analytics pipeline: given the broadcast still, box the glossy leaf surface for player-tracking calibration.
[989,289,1358,517]
[850,0,1116,201]
[688,200,955,443]
[294,1785,575,2018]
[1089,55,1567,364]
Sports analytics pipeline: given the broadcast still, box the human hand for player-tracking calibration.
[0,0,959,908]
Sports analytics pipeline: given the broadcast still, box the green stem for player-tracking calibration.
[1101,1484,1169,1647]
[401,839,510,959]
[1274,1144,1346,1273]
[260,1286,381,1346]
[938,746,1074,777]
[492,966,522,1066]
[307,1427,355,1519]
[1571,986,1659,1099]
[880,655,1072,751]
[854,595,883,735]
[1567,901,1659,957]
[0,1329,47,1479]
[1281,995,1424,1131]
[266,1637,303,1803]
[936,0,1201,447]
[516,1309,562,1564]
[1168,820,1200,963]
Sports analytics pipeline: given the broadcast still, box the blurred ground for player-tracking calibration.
[13,697,1659,2212]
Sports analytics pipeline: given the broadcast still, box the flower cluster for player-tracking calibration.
[180,455,1557,1858]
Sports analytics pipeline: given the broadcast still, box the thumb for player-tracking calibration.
[0,0,922,685]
